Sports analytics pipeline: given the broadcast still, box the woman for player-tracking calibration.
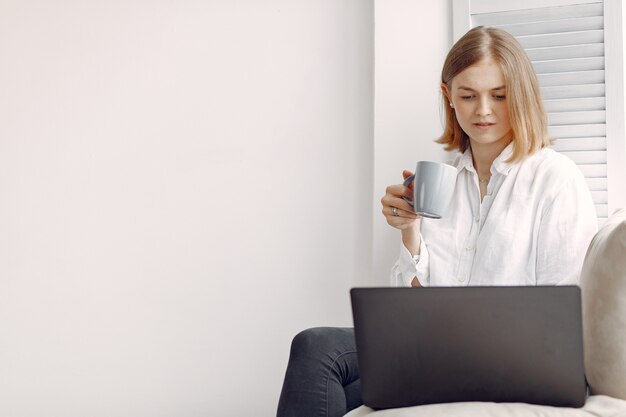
[277,26,597,417]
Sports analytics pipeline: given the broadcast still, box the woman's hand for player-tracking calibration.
[381,170,421,231]
[383,170,423,283]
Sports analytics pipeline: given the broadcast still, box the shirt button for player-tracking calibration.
[474,217,480,223]
[459,275,467,282]
[466,245,474,251]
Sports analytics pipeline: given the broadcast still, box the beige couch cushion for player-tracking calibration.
[580,208,626,399]
[345,395,626,416]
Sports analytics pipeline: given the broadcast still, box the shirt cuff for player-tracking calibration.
[397,235,430,287]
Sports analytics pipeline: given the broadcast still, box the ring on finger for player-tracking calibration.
[392,207,399,217]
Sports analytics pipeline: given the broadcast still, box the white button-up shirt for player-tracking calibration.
[391,144,598,287]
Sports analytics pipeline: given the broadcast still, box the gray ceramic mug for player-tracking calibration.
[402,161,457,219]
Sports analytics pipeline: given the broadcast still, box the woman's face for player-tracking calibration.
[443,58,513,149]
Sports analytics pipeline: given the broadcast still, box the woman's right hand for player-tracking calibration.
[382,170,423,286]
[381,170,421,231]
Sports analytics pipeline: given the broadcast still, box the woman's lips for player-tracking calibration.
[474,122,494,129]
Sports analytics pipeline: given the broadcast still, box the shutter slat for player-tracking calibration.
[544,97,605,112]
[591,190,608,203]
[560,150,607,164]
[548,111,605,125]
[552,137,606,151]
[517,30,603,49]
[538,70,604,87]
[541,84,605,100]
[533,57,604,74]
[585,177,608,190]
[596,204,608,217]
[579,164,607,177]
[549,124,606,138]
[472,3,602,26]
[526,44,604,61]
[471,0,602,15]
[497,16,603,36]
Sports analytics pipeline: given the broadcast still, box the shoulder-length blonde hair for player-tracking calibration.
[437,26,551,161]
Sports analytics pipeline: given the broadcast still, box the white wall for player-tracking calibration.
[372,1,452,285]
[0,1,373,416]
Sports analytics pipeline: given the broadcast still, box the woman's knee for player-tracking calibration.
[290,327,355,359]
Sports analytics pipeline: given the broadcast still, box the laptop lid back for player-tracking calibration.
[350,286,586,410]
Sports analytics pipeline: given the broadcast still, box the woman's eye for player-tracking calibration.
[494,95,506,100]
[461,96,474,100]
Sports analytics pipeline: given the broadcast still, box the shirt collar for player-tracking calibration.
[458,142,516,176]
[491,142,515,176]
[457,148,474,173]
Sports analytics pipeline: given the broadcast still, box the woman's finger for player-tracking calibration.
[381,194,416,215]
[385,213,420,230]
[383,205,418,220]
[391,184,414,199]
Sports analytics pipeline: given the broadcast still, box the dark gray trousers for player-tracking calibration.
[277,327,362,417]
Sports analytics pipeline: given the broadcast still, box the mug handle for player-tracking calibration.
[403,174,415,207]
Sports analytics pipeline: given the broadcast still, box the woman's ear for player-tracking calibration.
[441,83,453,108]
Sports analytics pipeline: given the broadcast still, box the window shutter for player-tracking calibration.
[454,0,626,226]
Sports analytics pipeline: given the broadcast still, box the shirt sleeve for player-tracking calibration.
[390,234,430,287]
[535,176,597,286]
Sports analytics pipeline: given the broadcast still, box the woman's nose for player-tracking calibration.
[476,97,492,116]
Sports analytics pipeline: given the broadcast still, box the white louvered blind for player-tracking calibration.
[455,0,620,225]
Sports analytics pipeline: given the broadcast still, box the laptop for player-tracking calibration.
[350,286,586,410]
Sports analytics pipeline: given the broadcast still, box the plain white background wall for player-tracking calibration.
[372,1,452,286]
[0,1,374,416]
[0,0,453,415]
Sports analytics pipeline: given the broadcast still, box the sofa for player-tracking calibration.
[346,208,626,417]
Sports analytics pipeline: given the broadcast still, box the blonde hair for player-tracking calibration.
[437,26,551,161]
